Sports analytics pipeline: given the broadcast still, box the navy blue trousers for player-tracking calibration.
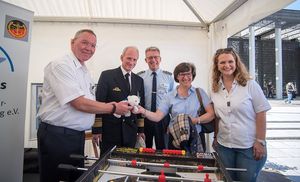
[37,122,85,182]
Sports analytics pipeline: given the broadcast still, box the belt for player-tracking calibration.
[39,122,84,135]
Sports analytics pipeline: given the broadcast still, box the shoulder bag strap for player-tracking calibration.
[195,88,204,116]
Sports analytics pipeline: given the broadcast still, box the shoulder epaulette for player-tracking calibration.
[163,70,172,75]
[136,70,145,75]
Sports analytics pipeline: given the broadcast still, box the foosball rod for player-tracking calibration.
[108,159,247,172]
[58,164,213,182]
[70,154,98,160]
[69,146,117,161]
[96,169,212,182]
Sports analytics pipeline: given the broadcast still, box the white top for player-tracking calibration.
[211,79,271,148]
[37,53,96,131]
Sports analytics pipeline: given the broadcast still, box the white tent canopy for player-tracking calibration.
[3,0,294,30]
[2,0,294,47]
[2,0,247,24]
[1,0,295,148]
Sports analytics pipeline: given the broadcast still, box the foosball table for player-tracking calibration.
[66,146,241,182]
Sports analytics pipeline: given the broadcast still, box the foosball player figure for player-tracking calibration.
[197,165,204,171]
[204,173,211,182]
[131,160,137,167]
[158,170,166,182]
[162,149,186,155]
[139,147,156,153]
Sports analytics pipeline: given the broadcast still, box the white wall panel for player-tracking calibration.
[25,22,209,147]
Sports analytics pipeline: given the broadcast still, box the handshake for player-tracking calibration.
[114,95,140,118]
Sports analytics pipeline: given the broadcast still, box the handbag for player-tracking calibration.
[195,88,215,133]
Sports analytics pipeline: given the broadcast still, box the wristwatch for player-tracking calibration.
[256,138,266,146]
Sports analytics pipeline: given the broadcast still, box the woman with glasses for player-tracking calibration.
[211,48,271,182]
[134,62,215,151]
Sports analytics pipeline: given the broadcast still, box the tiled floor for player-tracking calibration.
[265,99,300,182]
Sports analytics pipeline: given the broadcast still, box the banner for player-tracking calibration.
[0,1,33,181]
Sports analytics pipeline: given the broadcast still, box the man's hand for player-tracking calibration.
[92,134,102,146]
[137,133,145,140]
[212,137,218,151]
[115,101,133,115]
[92,134,101,158]
[132,105,145,114]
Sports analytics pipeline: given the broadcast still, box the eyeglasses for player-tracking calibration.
[178,72,192,77]
[80,40,97,48]
[146,56,160,60]
[215,47,235,55]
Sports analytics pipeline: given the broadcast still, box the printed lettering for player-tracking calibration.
[0,101,6,107]
[0,82,6,89]
[13,108,19,114]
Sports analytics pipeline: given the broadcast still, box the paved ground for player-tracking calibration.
[265,98,300,182]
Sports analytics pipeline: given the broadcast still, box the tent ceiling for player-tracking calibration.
[2,0,247,28]
[233,9,300,41]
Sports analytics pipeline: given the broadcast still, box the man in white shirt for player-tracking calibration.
[37,29,131,182]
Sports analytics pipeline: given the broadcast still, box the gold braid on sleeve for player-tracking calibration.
[137,118,144,127]
[93,117,103,127]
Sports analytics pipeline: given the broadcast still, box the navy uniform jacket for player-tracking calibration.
[92,67,145,153]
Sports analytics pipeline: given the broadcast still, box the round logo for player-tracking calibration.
[7,20,27,38]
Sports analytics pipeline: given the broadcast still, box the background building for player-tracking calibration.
[229,9,300,97]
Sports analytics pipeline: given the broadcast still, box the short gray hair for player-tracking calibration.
[74,29,96,39]
[145,46,160,54]
[122,46,139,56]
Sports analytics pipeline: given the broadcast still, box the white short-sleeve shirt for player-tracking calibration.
[37,53,96,131]
[211,79,271,148]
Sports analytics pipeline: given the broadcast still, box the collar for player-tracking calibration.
[69,52,88,72]
[145,68,161,76]
[149,68,161,74]
[120,66,131,77]
[173,85,195,97]
[218,77,238,90]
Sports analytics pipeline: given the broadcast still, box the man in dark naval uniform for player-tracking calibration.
[92,46,145,156]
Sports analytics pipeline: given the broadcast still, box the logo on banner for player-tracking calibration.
[7,20,27,38]
[0,46,14,72]
[4,15,29,42]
